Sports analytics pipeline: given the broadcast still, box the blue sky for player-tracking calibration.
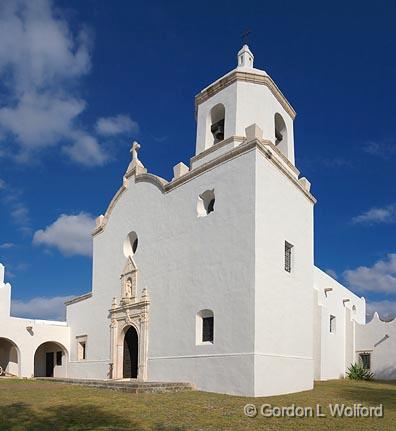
[0,0,395,320]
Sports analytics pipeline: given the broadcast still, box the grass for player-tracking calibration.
[0,379,394,430]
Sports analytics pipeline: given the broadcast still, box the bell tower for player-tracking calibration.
[194,45,296,167]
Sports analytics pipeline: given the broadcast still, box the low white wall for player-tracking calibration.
[355,314,396,379]
[313,267,365,380]
[0,264,70,378]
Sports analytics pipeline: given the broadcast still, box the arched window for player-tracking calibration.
[274,113,288,156]
[210,104,225,145]
[196,189,215,217]
[196,309,214,344]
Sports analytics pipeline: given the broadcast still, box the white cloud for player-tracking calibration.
[96,114,138,136]
[0,0,134,167]
[0,92,85,152]
[0,184,31,232]
[0,243,15,249]
[63,132,108,166]
[366,300,396,322]
[363,140,396,158]
[353,204,396,225]
[11,295,73,320]
[33,212,95,257]
[0,178,5,189]
[0,1,91,94]
[343,254,396,294]
[10,203,30,226]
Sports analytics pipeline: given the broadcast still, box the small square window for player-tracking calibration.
[330,315,336,333]
[359,353,371,370]
[285,241,293,273]
[56,351,62,366]
[202,316,214,343]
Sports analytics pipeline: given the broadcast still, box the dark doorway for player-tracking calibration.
[123,326,138,378]
[45,352,54,377]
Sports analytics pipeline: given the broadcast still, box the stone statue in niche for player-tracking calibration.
[120,257,137,303]
[125,277,133,299]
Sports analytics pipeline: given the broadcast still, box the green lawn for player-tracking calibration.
[0,379,394,430]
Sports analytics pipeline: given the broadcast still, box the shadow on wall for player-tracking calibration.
[375,366,396,380]
[0,403,187,431]
[0,338,19,376]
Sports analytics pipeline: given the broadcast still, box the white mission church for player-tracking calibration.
[1,45,396,397]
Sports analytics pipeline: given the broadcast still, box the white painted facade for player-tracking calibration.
[0,45,394,396]
[355,314,396,379]
[0,264,69,378]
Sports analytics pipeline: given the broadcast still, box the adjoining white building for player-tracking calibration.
[1,45,394,396]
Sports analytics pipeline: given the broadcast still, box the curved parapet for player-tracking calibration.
[365,311,396,325]
[93,171,168,236]
[135,173,167,192]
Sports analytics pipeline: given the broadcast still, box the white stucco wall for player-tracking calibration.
[313,268,365,381]
[254,148,314,396]
[66,149,257,395]
[355,314,396,379]
[0,264,70,378]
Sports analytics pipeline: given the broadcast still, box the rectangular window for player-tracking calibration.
[80,342,86,360]
[202,316,214,343]
[56,351,62,366]
[285,241,293,273]
[77,336,87,360]
[359,353,371,370]
[330,315,336,333]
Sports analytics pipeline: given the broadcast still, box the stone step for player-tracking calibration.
[35,377,195,393]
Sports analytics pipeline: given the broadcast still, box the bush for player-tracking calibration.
[346,363,374,380]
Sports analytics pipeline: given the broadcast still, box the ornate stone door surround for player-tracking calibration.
[109,257,149,380]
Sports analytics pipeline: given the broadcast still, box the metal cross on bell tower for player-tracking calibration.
[242,29,251,46]
[237,31,254,68]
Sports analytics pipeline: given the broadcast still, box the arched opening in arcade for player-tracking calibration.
[0,337,20,377]
[34,341,68,378]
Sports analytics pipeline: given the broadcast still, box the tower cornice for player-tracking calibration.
[195,69,296,120]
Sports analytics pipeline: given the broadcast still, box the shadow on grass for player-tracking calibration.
[339,381,396,407]
[0,403,186,431]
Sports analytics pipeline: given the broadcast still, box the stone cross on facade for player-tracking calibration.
[131,141,141,163]
[126,140,145,173]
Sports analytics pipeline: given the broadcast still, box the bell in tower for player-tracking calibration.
[211,118,224,144]
[209,103,225,145]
